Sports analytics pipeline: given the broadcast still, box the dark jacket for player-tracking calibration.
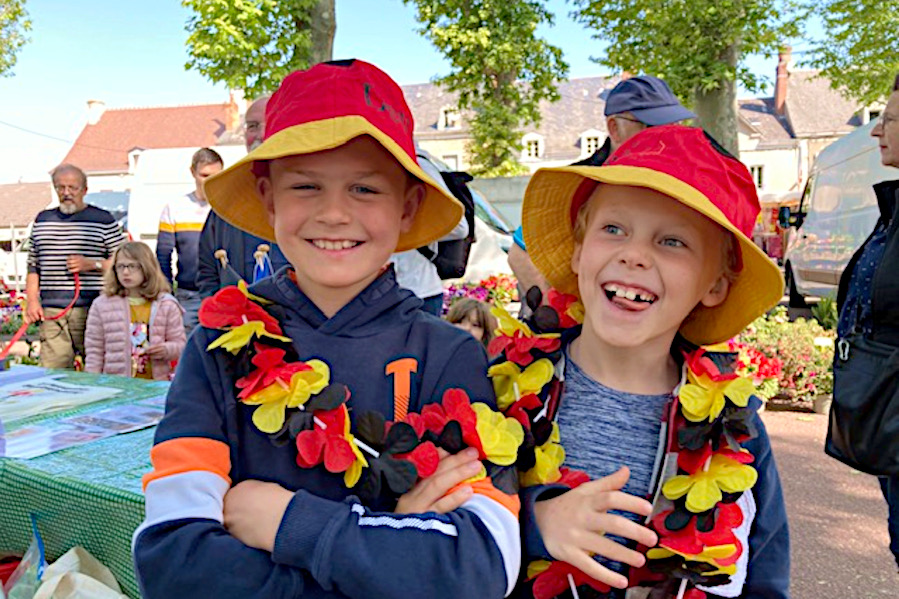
[518,332,791,599]
[134,267,519,599]
[837,180,899,344]
[197,211,290,298]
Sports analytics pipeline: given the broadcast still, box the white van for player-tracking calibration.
[781,120,896,306]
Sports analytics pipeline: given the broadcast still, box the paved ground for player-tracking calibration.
[762,409,898,598]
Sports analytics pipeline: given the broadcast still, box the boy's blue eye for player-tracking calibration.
[602,224,623,235]
[352,185,377,194]
[291,183,316,191]
[661,237,686,248]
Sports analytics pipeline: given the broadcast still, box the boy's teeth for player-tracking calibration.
[313,239,357,250]
[603,283,656,303]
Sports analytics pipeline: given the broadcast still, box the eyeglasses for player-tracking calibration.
[54,185,83,194]
[879,113,897,128]
[114,263,142,273]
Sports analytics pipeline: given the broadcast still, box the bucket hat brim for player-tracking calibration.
[204,115,464,253]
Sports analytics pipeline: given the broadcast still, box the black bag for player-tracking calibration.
[417,170,477,280]
[825,334,899,475]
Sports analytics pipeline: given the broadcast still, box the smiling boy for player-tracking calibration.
[133,60,519,599]
[517,126,791,598]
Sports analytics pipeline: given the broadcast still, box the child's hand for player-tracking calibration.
[534,466,658,589]
[394,447,482,514]
[223,480,294,552]
[144,344,167,357]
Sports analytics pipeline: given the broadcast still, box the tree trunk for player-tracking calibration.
[309,0,336,65]
[693,42,741,158]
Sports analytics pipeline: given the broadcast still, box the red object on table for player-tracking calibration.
[0,556,22,586]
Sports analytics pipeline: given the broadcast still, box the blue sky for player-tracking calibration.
[0,0,808,183]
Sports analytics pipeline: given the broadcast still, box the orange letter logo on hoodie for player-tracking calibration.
[386,358,418,421]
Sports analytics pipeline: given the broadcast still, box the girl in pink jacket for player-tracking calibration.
[85,241,186,380]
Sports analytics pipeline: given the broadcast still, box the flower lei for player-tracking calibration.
[198,282,524,506]
[486,287,762,599]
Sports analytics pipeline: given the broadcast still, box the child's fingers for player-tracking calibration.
[579,533,648,570]
[429,485,474,514]
[593,513,658,548]
[585,466,631,493]
[591,489,654,518]
[562,551,629,590]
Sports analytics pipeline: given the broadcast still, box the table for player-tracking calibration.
[0,368,168,598]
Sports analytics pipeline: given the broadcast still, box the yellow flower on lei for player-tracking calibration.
[488,358,555,410]
[521,422,565,487]
[238,279,271,304]
[243,360,330,433]
[662,453,758,513]
[678,369,755,423]
[472,402,524,466]
[342,418,369,488]
[491,305,560,342]
[207,320,291,355]
[646,545,738,576]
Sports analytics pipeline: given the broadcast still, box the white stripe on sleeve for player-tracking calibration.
[460,494,521,597]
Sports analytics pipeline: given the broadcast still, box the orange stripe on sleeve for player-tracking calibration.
[142,437,232,491]
[451,477,521,516]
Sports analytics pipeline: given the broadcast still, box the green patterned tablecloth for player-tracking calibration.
[0,369,168,598]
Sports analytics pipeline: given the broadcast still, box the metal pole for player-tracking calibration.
[10,223,20,294]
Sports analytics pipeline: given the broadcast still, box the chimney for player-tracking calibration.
[86,100,106,125]
[774,46,791,116]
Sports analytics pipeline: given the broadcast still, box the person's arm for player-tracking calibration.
[259,336,519,598]
[156,204,176,284]
[83,300,105,374]
[736,416,791,598]
[133,332,312,599]
[197,212,220,299]
[507,244,549,296]
[24,272,43,324]
[159,301,187,361]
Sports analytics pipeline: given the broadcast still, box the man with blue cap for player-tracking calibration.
[508,75,695,298]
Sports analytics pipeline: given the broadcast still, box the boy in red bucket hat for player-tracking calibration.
[511,125,790,598]
[134,60,520,599]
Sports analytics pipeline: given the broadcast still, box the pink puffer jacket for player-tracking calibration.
[84,293,187,380]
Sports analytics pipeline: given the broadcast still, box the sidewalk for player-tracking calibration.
[762,409,897,598]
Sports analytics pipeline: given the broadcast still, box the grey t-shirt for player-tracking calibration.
[556,353,673,577]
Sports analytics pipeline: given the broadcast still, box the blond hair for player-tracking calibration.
[571,188,740,285]
[104,242,171,299]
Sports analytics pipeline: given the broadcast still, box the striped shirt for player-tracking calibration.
[156,192,210,291]
[27,206,126,308]
[557,353,671,583]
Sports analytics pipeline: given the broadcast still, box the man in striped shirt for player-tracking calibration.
[25,164,126,369]
[156,148,223,334]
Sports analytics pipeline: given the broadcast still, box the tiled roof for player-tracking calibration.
[784,71,861,137]
[0,182,53,227]
[738,97,795,146]
[62,104,232,174]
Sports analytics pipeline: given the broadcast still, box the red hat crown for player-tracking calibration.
[607,126,760,237]
[264,59,418,163]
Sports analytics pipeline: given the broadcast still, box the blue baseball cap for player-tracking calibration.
[603,75,696,126]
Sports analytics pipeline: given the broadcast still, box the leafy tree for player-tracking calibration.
[571,0,802,156]
[0,0,31,77]
[183,0,335,97]
[404,1,568,176]
[805,0,899,104]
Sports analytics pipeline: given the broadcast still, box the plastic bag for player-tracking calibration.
[4,516,47,599]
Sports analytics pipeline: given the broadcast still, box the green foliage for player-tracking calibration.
[570,0,802,147]
[0,313,37,336]
[182,0,333,97]
[811,296,838,330]
[0,0,31,77]
[404,0,568,176]
[805,0,899,104]
[738,306,835,402]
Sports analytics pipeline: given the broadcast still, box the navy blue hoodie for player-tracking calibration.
[133,267,520,598]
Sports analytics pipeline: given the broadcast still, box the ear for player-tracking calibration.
[256,176,276,227]
[400,182,424,233]
[700,274,730,309]
[570,241,583,276]
[606,116,623,147]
